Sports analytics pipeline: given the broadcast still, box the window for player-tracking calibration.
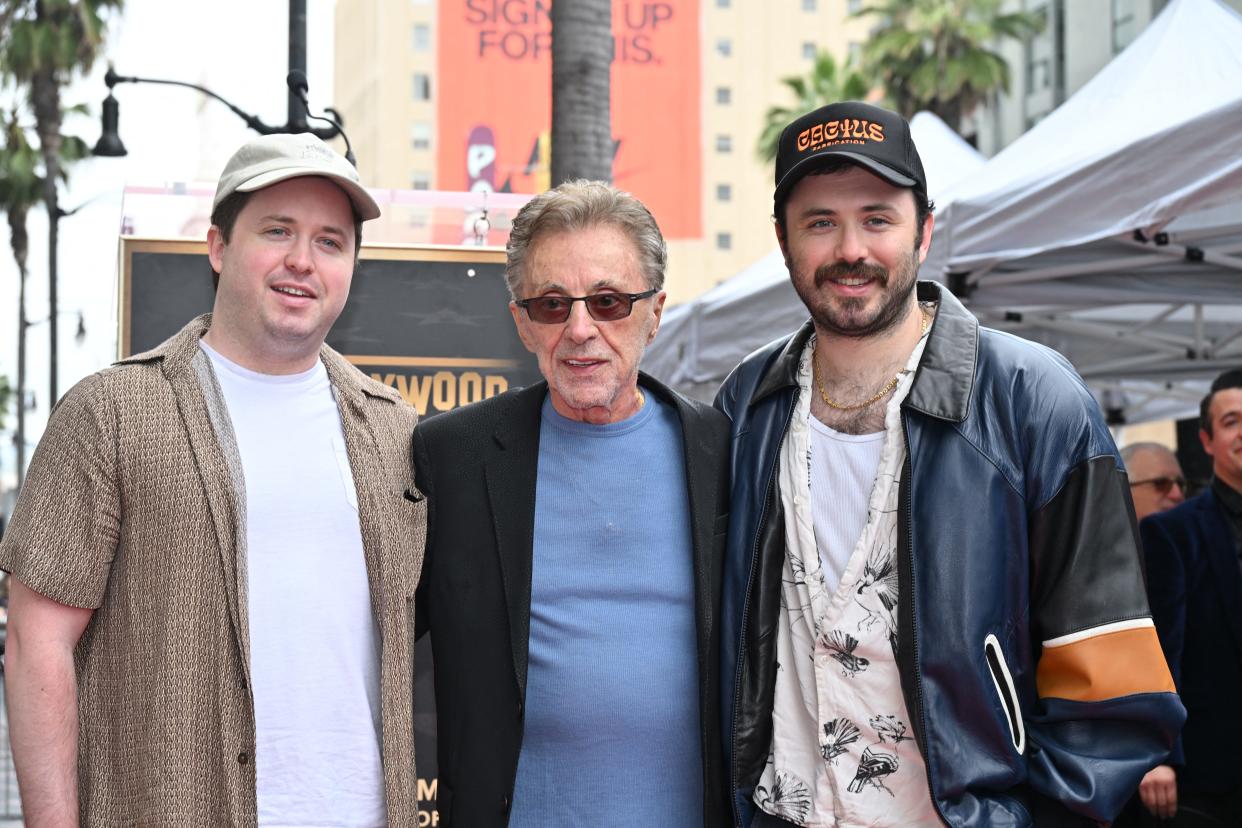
[413,23,431,52]
[715,37,732,57]
[1111,0,1138,53]
[716,232,732,250]
[848,41,863,65]
[411,122,432,151]
[411,171,431,190]
[802,42,817,61]
[802,0,816,10]
[716,87,731,105]
[848,0,863,12]
[716,0,730,7]
[716,183,732,202]
[715,134,732,153]
[413,73,431,101]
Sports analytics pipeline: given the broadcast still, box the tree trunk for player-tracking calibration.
[550,0,613,185]
[31,60,62,406]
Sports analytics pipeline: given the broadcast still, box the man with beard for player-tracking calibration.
[714,102,1184,827]
[411,180,730,826]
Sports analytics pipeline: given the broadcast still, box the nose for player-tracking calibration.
[835,222,867,265]
[1168,482,1186,503]
[284,235,314,274]
[563,299,599,343]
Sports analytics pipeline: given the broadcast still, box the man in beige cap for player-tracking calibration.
[1,133,425,826]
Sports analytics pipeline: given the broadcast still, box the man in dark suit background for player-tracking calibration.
[1140,368,1242,826]
[412,180,729,827]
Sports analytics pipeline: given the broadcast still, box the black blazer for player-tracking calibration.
[1140,486,1242,794]
[412,373,730,827]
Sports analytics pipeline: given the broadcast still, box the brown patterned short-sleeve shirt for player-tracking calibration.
[0,316,427,827]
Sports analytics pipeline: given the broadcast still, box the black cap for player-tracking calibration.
[774,101,926,215]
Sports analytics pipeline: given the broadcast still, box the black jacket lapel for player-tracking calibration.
[484,383,546,698]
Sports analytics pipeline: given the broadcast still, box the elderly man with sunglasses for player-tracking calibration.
[410,180,730,827]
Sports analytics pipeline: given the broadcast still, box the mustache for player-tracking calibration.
[814,261,889,289]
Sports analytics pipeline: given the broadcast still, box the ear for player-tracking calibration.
[509,301,537,354]
[207,225,226,275]
[647,290,667,344]
[916,212,935,264]
[1199,427,1215,459]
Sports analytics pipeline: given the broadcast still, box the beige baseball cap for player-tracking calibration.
[212,132,381,221]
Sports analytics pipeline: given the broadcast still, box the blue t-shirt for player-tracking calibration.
[508,394,703,827]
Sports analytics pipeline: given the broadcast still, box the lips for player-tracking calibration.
[271,283,317,300]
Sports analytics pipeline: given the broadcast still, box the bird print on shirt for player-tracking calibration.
[823,630,870,678]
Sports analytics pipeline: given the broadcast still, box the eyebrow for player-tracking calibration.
[795,203,900,220]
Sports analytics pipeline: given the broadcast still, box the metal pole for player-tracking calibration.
[287,0,309,132]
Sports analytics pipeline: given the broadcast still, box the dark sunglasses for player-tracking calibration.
[1129,475,1186,495]
[515,289,658,324]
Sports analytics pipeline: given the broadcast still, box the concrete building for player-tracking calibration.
[333,0,874,305]
[975,0,1242,154]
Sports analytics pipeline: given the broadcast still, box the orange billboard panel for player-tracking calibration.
[437,0,701,239]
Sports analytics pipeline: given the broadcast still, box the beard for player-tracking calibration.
[791,247,921,339]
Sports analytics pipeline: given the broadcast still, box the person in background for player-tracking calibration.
[1124,442,1187,521]
[1139,369,1242,826]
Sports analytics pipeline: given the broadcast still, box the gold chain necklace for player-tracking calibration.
[814,310,929,411]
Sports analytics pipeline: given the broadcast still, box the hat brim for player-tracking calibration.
[774,150,918,214]
[236,166,382,221]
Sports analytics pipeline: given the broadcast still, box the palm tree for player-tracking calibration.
[854,0,1043,139]
[757,51,874,164]
[0,0,122,407]
[0,108,85,490]
[550,0,613,184]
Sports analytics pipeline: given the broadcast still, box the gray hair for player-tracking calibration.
[1120,441,1177,466]
[505,179,667,298]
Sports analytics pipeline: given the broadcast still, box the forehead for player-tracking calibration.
[1129,448,1180,474]
[785,164,917,214]
[239,176,355,226]
[526,224,643,289]
[1209,387,1242,421]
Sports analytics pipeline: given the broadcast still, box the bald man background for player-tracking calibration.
[1124,442,1187,522]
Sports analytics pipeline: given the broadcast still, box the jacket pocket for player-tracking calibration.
[984,633,1026,755]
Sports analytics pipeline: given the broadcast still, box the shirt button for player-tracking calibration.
[793,496,805,506]
[237,751,249,764]
[516,701,524,718]
[502,795,511,812]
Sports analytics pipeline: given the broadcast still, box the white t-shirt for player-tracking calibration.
[202,341,385,828]
[808,421,885,595]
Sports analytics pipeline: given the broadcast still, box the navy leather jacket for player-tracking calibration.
[715,282,1185,827]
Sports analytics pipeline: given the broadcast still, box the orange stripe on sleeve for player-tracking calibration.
[1037,626,1176,702]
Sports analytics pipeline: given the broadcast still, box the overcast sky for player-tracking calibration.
[0,0,337,487]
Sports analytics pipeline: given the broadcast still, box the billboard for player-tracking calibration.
[437,0,701,239]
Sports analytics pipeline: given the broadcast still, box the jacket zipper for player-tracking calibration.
[730,395,797,827]
[901,420,949,826]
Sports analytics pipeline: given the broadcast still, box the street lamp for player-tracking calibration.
[93,0,354,161]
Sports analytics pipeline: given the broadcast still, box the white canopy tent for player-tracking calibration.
[646,0,1242,421]
[924,0,1242,423]
[645,111,986,401]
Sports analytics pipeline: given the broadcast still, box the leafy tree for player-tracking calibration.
[0,107,85,490]
[854,0,1043,137]
[550,0,613,184]
[757,50,874,164]
[0,0,122,405]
